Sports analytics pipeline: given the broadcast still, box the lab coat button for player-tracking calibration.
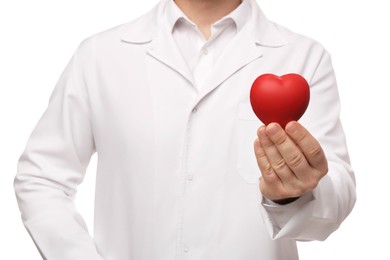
[183,246,189,253]
[187,175,194,181]
[202,48,208,55]
[192,107,198,113]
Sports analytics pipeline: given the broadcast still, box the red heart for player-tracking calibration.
[250,73,310,128]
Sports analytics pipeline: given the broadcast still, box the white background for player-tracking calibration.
[1,0,389,259]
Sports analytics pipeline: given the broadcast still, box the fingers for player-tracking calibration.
[254,122,328,201]
[254,136,278,179]
[257,126,297,183]
[254,137,284,199]
[262,123,311,180]
[285,121,328,175]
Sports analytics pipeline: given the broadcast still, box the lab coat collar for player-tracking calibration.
[119,0,288,89]
[120,2,163,44]
[120,0,288,48]
[248,0,288,48]
[165,0,251,35]
[118,1,194,84]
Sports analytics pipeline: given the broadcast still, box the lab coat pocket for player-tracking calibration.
[236,103,262,184]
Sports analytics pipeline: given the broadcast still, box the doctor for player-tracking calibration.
[15,0,356,259]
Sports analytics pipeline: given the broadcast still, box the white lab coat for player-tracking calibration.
[15,0,356,259]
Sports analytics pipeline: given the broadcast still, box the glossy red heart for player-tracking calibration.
[250,73,310,128]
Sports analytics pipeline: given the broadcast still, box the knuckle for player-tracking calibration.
[261,162,274,176]
[272,132,288,146]
[321,162,329,175]
[301,174,320,192]
[260,137,274,148]
[317,168,328,179]
[307,178,319,190]
[288,152,305,168]
[254,140,265,157]
[308,145,324,160]
[273,158,287,172]
[294,130,307,143]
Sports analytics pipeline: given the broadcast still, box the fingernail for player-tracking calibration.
[286,121,298,134]
[267,123,280,136]
[258,126,267,138]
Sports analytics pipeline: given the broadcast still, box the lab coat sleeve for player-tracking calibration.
[258,49,356,241]
[14,39,104,259]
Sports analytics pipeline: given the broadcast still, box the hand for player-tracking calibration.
[254,121,328,203]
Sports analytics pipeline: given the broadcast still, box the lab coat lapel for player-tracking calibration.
[120,0,288,96]
[120,1,194,86]
[147,28,194,86]
[199,30,262,98]
[198,0,288,99]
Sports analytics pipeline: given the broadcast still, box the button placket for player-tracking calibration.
[177,105,199,259]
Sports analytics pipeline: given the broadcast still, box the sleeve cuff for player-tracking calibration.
[260,191,315,233]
